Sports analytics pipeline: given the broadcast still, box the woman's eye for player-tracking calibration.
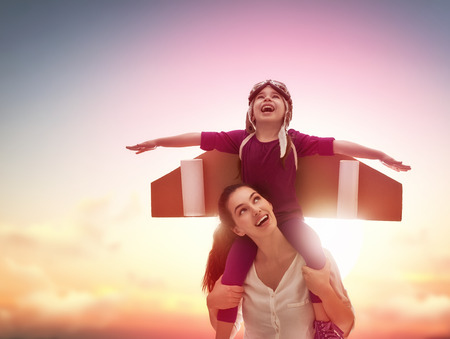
[253,196,260,203]
[239,208,247,215]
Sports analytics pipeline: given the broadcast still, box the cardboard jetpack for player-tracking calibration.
[150,150,402,221]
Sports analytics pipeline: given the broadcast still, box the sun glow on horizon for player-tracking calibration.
[306,218,364,279]
[1,1,449,338]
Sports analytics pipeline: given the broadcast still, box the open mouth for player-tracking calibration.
[256,215,269,227]
[262,105,274,112]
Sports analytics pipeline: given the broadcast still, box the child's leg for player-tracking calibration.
[280,218,346,336]
[218,235,257,323]
[278,218,326,303]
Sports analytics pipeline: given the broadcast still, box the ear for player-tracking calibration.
[232,226,246,237]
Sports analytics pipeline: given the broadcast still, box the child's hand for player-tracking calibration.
[380,155,411,172]
[126,141,157,154]
[302,259,332,297]
[207,275,244,310]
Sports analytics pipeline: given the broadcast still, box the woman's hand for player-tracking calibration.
[126,140,157,154]
[302,259,332,298]
[303,258,355,336]
[207,275,244,310]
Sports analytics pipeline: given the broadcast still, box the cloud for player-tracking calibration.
[349,281,450,339]
[0,257,121,337]
[0,190,212,337]
[0,192,142,257]
[384,294,450,319]
[0,194,143,337]
[0,257,53,296]
[127,271,167,290]
[18,289,120,330]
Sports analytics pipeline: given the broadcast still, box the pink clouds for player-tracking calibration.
[0,257,121,337]
[1,0,450,338]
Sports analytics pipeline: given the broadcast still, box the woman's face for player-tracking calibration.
[251,85,286,127]
[226,186,277,239]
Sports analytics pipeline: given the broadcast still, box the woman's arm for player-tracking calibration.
[302,259,355,337]
[206,277,244,338]
[333,140,411,172]
[126,132,201,154]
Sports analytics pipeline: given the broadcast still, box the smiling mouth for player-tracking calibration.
[262,105,274,112]
[256,215,269,227]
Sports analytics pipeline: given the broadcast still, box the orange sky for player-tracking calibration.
[1,0,450,338]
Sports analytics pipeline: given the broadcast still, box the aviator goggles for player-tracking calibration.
[248,80,292,107]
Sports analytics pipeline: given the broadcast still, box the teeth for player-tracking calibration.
[262,105,274,112]
[256,215,268,226]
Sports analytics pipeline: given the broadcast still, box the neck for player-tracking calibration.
[255,123,283,142]
[254,227,295,262]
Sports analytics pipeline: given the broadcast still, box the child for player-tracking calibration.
[127,80,410,338]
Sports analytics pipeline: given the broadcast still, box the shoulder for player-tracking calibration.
[228,129,248,138]
[201,129,247,141]
[201,130,247,152]
[323,249,352,304]
[288,128,301,137]
[288,128,311,140]
[292,253,306,270]
[323,249,339,273]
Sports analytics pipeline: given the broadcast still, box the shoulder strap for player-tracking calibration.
[240,132,299,171]
[239,132,255,160]
[291,143,298,171]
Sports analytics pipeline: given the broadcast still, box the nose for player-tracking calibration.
[251,206,261,216]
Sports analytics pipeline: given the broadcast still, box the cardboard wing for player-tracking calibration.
[151,150,402,221]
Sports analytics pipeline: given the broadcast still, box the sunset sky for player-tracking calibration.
[1,1,450,338]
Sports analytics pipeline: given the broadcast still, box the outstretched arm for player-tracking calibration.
[126,132,201,154]
[333,140,411,172]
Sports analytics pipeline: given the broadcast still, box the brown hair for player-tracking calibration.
[202,183,252,293]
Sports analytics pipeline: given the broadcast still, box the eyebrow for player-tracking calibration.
[234,191,257,214]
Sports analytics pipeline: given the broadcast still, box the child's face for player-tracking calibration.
[251,85,286,128]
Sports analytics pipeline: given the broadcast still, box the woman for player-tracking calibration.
[203,184,355,338]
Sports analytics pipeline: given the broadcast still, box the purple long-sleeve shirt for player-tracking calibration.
[201,129,335,223]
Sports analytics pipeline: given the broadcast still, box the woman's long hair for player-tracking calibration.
[202,184,250,293]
